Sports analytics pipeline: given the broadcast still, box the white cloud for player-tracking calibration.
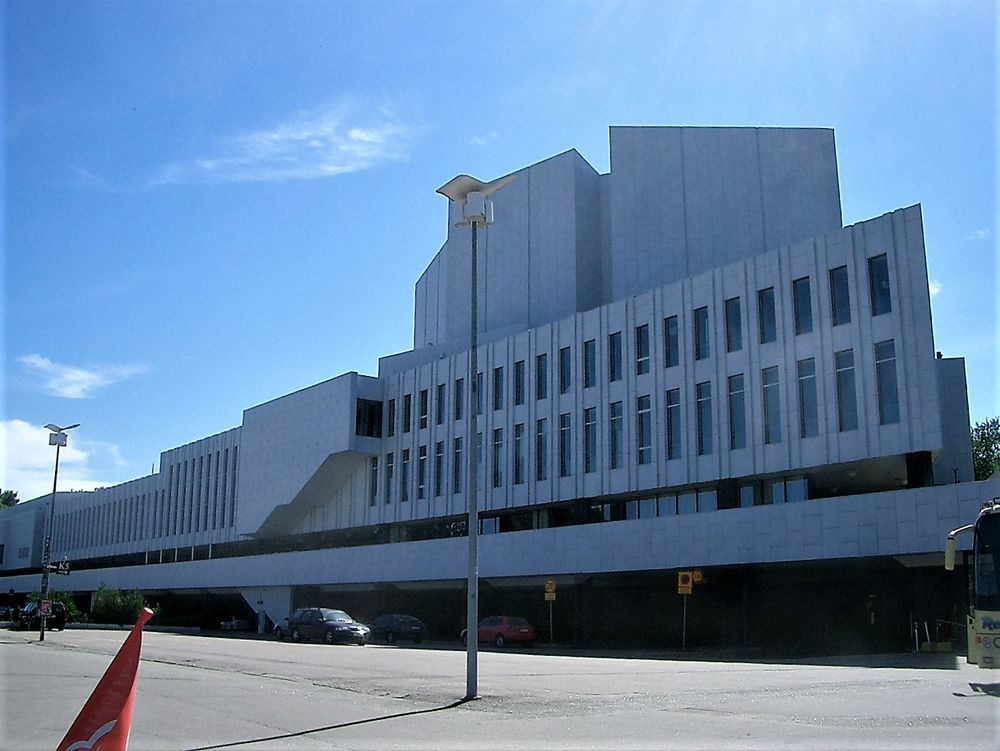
[151,100,414,185]
[928,278,942,297]
[966,228,992,241]
[17,354,147,399]
[469,131,499,147]
[0,420,112,501]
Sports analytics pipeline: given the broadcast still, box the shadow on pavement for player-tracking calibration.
[181,698,472,750]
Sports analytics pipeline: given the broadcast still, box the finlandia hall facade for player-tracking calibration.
[3,127,994,653]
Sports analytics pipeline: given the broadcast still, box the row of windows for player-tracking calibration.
[379,256,893,439]
[370,340,898,505]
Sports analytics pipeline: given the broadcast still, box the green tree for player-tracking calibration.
[0,489,18,509]
[90,585,149,626]
[972,417,1000,481]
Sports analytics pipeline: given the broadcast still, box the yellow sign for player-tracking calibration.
[545,592,556,601]
[544,579,556,594]
[678,571,693,595]
[692,569,703,584]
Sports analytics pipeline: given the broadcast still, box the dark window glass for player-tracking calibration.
[664,316,679,367]
[696,382,712,455]
[608,332,622,381]
[513,423,525,484]
[559,347,572,394]
[830,266,851,326]
[728,374,746,449]
[535,418,548,480]
[493,367,504,411]
[694,307,710,360]
[666,389,682,459]
[436,384,446,425]
[492,428,504,488]
[434,442,443,496]
[758,288,776,343]
[762,366,781,444]
[514,360,525,405]
[401,449,410,501]
[475,372,483,415]
[385,452,395,503]
[403,394,412,433]
[355,399,383,438]
[637,395,651,464]
[725,298,742,353]
[793,277,813,335]
[609,401,623,469]
[584,340,596,388]
[835,350,858,431]
[558,413,572,476]
[452,438,462,493]
[868,254,892,315]
[635,325,650,374]
[369,457,379,506]
[417,445,427,499]
[797,358,818,437]
[584,407,597,473]
[454,379,464,420]
[875,340,900,424]
[419,389,428,430]
[387,399,396,438]
[536,354,548,400]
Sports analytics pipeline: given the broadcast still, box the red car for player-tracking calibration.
[462,615,536,647]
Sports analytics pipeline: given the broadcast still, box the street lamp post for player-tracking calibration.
[39,422,79,641]
[437,173,515,700]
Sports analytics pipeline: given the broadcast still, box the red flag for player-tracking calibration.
[57,607,154,751]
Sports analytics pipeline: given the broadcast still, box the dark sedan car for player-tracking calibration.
[461,615,536,647]
[276,607,369,645]
[17,601,66,631]
[369,614,426,644]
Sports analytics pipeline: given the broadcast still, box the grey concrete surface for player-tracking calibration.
[2,629,997,750]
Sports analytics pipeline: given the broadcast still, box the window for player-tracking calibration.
[436,384,446,425]
[797,358,818,437]
[536,354,548,400]
[609,401,623,469]
[535,418,549,480]
[369,457,378,506]
[434,441,444,496]
[762,366,781,444]
[514,360,525,405]
[829,265,851,326]
[419,389,428,429]
[403,394,412,433]
[385,452,394,503]
[387,398,396,438]
[725,298,742,353]
[476,432,483,484]
[868,254,892,315]
[875,340,900,424]
[608,332,622,381]
[452,438,463,493]
[663,316,679,367]
[635,325,650,374]
[694,307,710,360]
[665,389,682,459]
[792,277,813,335]
[475,372,483,415]
[728,374,746,450]
[584,407,597,473]
[493,367,504,411]
[559,413,572,476]
[513,423,525,484]
[401,449,410,501]
[454,378,464,420]
[637,395,652,464]
[417,445,427,499]
[559,347,572,394]
[492,428,504,488]
[355,399,383,437]
[835,350,858,431]
[758,288,776,343]
[696,382,712,455]
[582,339,597,388]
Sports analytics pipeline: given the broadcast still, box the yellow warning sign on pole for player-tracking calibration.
[678,571,693,595]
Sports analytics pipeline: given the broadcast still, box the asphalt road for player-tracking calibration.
[2,628,997,750]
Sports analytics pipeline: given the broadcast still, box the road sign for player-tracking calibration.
[678,571,693,595]
[692,569,703,584]
[40,600,52,616]
[545,592,556,601]
[544,579,556,594]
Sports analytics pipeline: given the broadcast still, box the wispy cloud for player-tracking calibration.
[151,100,414,185]
[967,228,992,241]
[470,131,499,147]
[928,278,942,297]
[18,354,147,399]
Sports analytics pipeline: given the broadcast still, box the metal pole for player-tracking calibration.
[465,220,480,700]
[39,440,61,642]
[681,593,687,653]
[549,600,554,646]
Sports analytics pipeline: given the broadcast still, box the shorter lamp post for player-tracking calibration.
[39,422,79,641]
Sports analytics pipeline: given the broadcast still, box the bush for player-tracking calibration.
[90,586,149,626]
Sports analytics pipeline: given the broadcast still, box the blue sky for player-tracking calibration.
[3,0,996,500]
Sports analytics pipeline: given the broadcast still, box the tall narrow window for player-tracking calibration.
[536,354,548,400]
[493,366,504,411]
[476,432,483,485]
[454,378,464,420]
[868,254,892,315]
[535,418,549,481]
[762,366,781,444]
[609,401,623,469]
[385,452,394,504]
[559,413,572,476]
[694,307,710,361]
[665,389,681,459]
[401,449,410,501]
[436,384,446,425]
[635,325,650,374]
[387,398,396,438]
[475,372,483,415]
[513,423,525,484]
[725,298,742,353]
[875,340,900,424]
[452,438,463,493]
[434,441,444,497]
[792,277,813,335]
[369,457,379,506]
[758,288,776,343]
[514,360,525,405]
[584,407,597,473]
[584,339,597,388]
[559,346,572,394]
[419,389,429,429]
[417,445,427,499]
[403,394,412,433]
[608,332,622,381]
[663,316,679,368]
[696,382,712,455]
[797,358,818,437]
[728,374,746,449]
[829,265,851,326]
[636,396,652,464]
[835,349,858,431]
[492,428,504,488]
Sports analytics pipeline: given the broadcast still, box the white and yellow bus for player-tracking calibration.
[946,498,1000,668]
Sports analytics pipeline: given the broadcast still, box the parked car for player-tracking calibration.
[276,607,369,645]
[369,614,426,644]
[461,615,536,647]
[17,601,66,631]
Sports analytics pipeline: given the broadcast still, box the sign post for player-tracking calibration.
[678,571,693,652]
[544,579,556,645]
